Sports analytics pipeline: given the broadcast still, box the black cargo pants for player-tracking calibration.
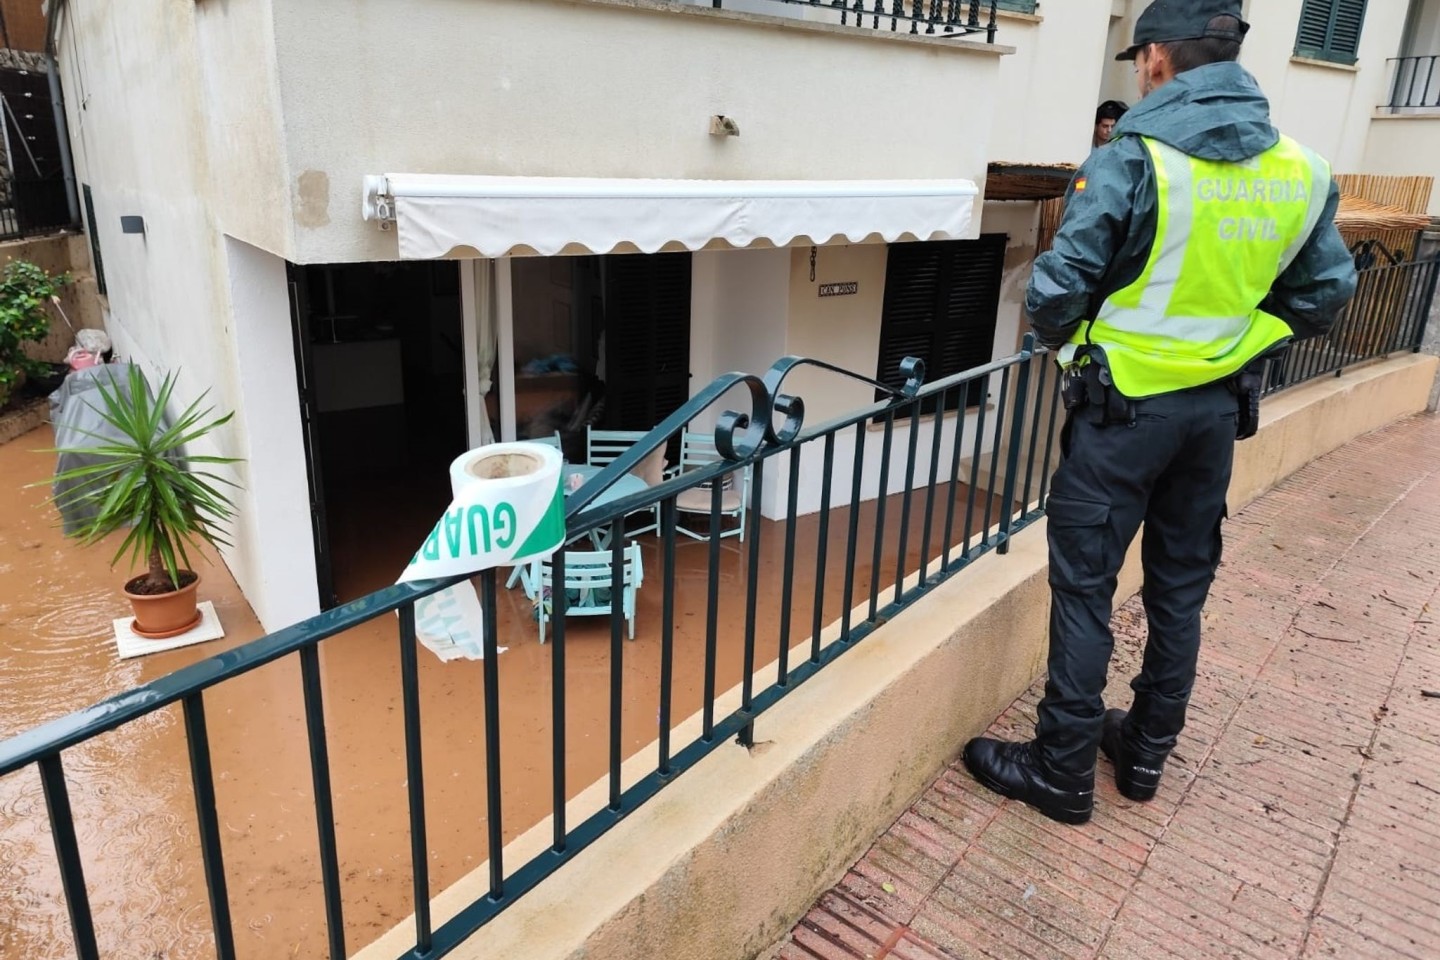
[1035,380,1237,779]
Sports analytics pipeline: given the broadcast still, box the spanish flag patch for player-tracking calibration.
[1074,178,1088,193]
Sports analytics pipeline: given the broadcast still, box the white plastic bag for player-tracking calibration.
[74,328,112,355]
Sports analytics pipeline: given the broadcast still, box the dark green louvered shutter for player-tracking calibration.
[876,235,1007,414]
[602,252,692,432]
[82,185,106,296]
[1295,0,1368,64]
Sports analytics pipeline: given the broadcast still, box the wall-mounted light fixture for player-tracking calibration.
[708,115,740,137]
[119,215,145,235]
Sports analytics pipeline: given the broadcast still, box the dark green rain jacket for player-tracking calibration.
[1025,62,1358,351]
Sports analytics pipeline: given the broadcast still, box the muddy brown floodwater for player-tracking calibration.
[1,423,1003,959]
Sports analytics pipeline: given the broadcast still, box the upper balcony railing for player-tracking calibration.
[707,0,1003,41]
[1384,54,1440,111]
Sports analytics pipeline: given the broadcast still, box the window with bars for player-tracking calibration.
[1294,0,1368,64]
[875,235,1006,414]
[995,0,1038,14]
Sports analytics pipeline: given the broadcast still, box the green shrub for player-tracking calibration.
[0,259,71,406]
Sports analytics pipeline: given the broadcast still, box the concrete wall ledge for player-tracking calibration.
[356,352,1438,960]
[1227,353,1439,512]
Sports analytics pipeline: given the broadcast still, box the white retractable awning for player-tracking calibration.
[361,174,979,259]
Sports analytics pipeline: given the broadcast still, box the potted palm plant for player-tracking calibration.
[48,364,242,638]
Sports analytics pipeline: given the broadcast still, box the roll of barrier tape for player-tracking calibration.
[397,442,566,660]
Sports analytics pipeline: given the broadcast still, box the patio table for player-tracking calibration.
[505,463,650,594]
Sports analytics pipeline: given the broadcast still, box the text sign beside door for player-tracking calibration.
[819,281,859,298]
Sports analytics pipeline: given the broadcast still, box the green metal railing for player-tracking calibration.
[1265,253,1440,395]
[7,248,1439,956]
[0,336,1063,960]
[710,0,1001,41]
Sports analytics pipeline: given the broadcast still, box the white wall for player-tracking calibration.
[782,244,891,423]
[1100,7,1139,105]
[55,0,303,631]
[1241,0,1411,172]
[1093,0,1430,183]
[1402,0,1440,57]
[980,201,1039,356]
[690,249,792,398]
[194,0,293,255]
[1369,0,1440,214]
[269,0,1005,263]
[686,240,1009,521]
[223,238,320,629]
[1363,117,1440,214]
[55,0,1006,628]
[689,248,792,515]
[988,2,1116,166]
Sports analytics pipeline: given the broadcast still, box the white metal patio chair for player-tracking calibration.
[586,427,668,537]
[586,428,645,467]
[536,543,644,644]
[673,431,751,542]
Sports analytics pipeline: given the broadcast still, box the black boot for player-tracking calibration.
[962,738,1094,825]
[1100,709,1167,802]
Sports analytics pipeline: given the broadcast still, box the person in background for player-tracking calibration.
[1093,99,1129,150]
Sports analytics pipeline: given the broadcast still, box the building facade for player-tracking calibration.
[51,0,1438,632]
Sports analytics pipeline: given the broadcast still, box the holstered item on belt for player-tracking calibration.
[1226,344,1288,442]
[1061,356,1135,426]
[1061,370,1087,411]
[1082,361,1136,427]
[1227,367,1263,441]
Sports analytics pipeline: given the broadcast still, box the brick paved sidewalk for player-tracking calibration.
[774,414,1440,960]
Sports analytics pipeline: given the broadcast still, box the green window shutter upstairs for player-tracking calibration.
[1329,0,1368,58]
[1295,0,1368,64]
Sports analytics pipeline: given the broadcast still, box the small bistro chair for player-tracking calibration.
[586,428,645,467]
[536,543,644,644]
[586,427,668,538]
[673,430,751,542]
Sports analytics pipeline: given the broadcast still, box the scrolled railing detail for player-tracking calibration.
[567,355,926,517]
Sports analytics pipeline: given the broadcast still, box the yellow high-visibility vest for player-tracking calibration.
[1060,134,1332,398]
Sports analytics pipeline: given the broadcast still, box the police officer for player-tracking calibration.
[963,0,1357,824]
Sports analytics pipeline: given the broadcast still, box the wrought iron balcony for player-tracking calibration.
[1384,54,1440,110]
[706,0,1003,41]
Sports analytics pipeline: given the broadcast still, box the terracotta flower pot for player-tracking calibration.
[124,572,202,639]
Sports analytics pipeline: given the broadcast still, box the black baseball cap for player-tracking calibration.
[1095,100,1129,122]
[1115,0,1250,61]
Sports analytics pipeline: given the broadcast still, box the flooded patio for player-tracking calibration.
[0,423,1013,960]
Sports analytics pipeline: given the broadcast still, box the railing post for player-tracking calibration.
[182,693,237,960]
[480,568,505,897]
[397,604,432,952]
[1415,250,1440,352]
[39,754,99,960]
[997,334,1034,555]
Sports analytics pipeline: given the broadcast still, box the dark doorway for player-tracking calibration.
[507,253,691,462]
[289,261,467,606]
